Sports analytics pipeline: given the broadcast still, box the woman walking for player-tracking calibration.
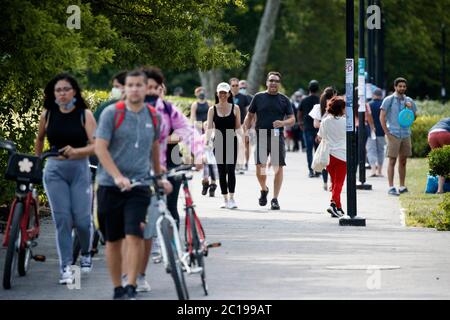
[309,87,337,191]
[35,73,96,284]
[206,82,243,209]
[191,87,217,196]
[317,96,347,218]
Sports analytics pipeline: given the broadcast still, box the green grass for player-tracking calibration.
[401,158,445,228]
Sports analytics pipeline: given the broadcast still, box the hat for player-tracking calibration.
[308,80,319,92]
[216,82,231,93]
[373,88,383,97]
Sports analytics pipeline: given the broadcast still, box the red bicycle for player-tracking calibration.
[0,139,59,289]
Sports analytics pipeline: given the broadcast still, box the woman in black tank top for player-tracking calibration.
[206,82,243,209]
[35,74,96,283]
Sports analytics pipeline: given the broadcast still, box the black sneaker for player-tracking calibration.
[124,284,137,300]
[327,203,342,218]
[259,187,269,206]
[209,183,217,197]
[270,198,280,210]
[337,208,345,217]
[113,286,126,300]
[201,181,209,196]
[308,170,315,178]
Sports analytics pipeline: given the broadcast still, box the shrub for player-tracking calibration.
[410,115,441,157]
[432,193,450,231]
[428,145,450,178]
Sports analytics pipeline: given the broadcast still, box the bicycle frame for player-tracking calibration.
[2,184,39,250]
[155,199,195,275]
[180,176,207,255]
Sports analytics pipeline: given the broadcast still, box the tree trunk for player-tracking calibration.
[247,0,281,95]
[198,69,222,100]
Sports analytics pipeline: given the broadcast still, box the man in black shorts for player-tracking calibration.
[95,70,168,299]
[243,71,295,210]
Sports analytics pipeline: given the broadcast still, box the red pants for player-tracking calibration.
[326,155,347,208]
[428,131,450,149]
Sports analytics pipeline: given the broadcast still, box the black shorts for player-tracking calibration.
[97,186,151,242]
[255,129,286,166]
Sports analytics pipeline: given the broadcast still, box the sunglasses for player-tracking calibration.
[268,79,280,83]
[54,87,73,93]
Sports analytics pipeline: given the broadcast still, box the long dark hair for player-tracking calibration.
[319,87,337,116]
[43,73,88,110]
[215,90,234,105]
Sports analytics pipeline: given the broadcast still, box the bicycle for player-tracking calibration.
[132,165,221,300]
[0,139,60,289]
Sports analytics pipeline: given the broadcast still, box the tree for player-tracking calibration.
[246,0,281,94]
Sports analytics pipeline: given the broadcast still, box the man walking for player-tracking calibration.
[298,80,320,177]
[243,71,295,210]
[95,70,165,300]
[380,77,417,195]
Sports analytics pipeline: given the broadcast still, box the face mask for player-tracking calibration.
[198,93,206,100]
[55,97,77,110]
[145,95,159,105]
[239,88,247,95]
[110,87,122,100]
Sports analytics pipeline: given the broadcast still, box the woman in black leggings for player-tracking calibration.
[206,82,243,209]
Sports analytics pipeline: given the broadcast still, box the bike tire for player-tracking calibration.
[188,209,208,296]
[3,202,23,289]
[161,218,189,300]
[18,203,36,276]
[72,230,81,265]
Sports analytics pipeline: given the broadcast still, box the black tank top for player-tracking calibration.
[213,105,237,163]
[195,101,209,123]
[46,106,88,150]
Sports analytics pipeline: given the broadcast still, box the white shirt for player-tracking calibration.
[308,104,327,121]
[318,115,346,162]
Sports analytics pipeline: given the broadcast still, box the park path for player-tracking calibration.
[1,150,450,300]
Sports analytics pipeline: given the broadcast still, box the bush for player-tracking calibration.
[428,145,450,178]
[432,193,450,231]
[410,115,441,157]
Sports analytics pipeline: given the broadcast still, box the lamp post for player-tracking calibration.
[341,0,366,227]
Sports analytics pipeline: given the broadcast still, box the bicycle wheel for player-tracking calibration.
[161,218,189,300]
[72,230,81,265]
[188,209,208,296]
[18,203,36,276]
[3,202,23,289]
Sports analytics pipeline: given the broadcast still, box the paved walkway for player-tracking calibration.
[1,151,450,300]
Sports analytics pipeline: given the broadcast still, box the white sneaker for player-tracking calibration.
[59,266,74,285]
[80,254,92,273]
[227,199,237,209]
[136,274,151,292]
[220,200,228,208]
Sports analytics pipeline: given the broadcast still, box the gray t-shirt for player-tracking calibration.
[95,103,160,186]
[248,92,293,130]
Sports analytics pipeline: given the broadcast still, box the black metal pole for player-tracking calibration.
[356,0,372,191]
[368,0,375,85]
[376,0,385,90]
[442,24,447,104]
[341,0,366,227]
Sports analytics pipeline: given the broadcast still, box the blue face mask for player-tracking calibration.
[55,97,77,110]
[198,93,206,100]
[239,88,247,95]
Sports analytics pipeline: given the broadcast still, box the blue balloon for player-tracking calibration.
[398,108,415,128]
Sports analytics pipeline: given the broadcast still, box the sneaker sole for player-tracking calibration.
[327,208,342,218]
